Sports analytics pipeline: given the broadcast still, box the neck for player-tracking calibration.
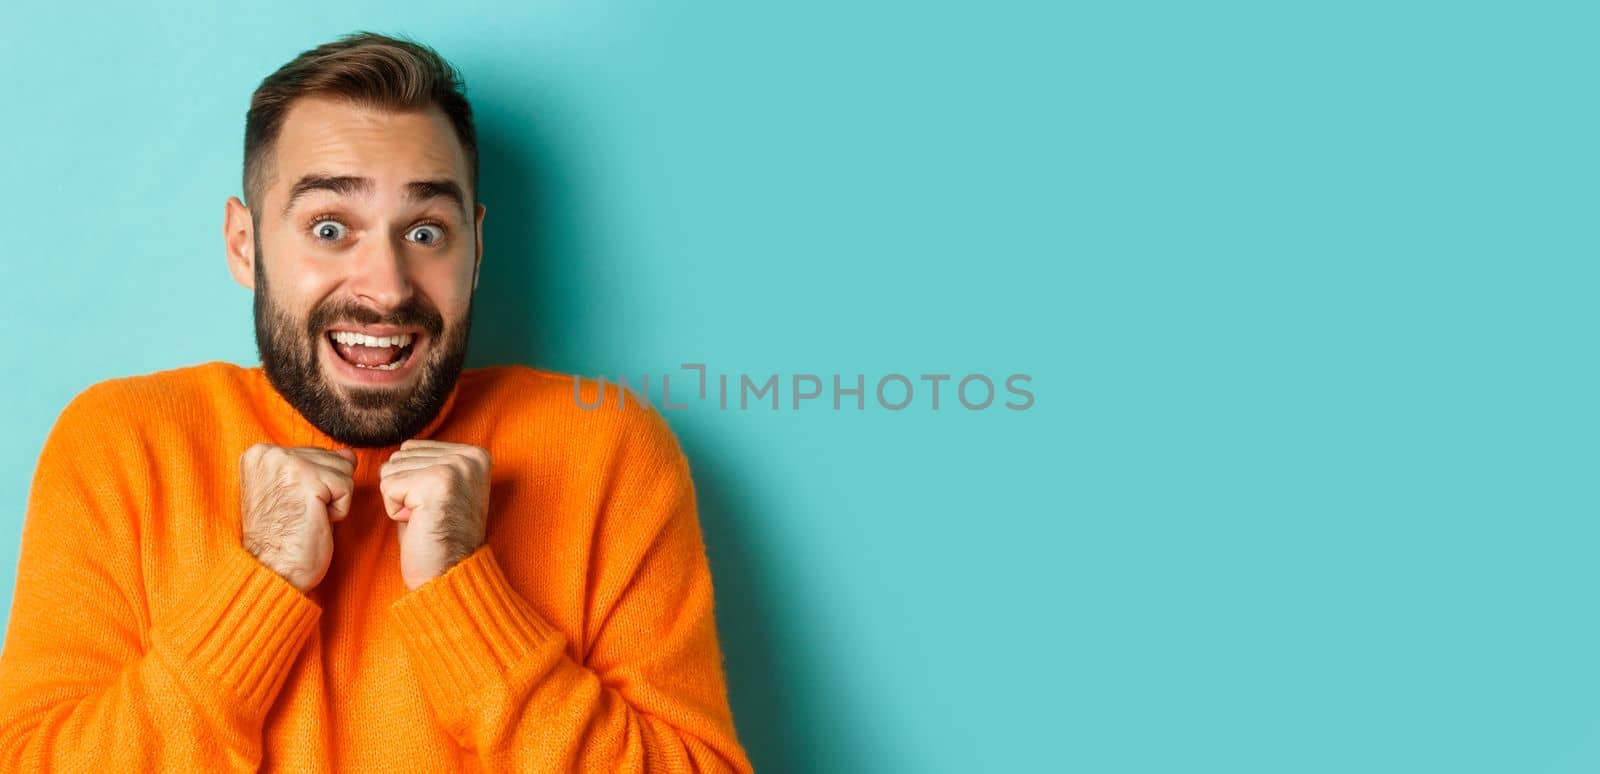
[247,366,463,479]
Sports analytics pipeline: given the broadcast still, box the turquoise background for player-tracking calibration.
[1,1,1595,771]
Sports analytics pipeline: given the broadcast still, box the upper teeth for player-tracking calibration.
[331,331,413,348]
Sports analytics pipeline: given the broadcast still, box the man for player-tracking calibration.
[0,32,751,772]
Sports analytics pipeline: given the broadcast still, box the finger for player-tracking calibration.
[329,448,358,474]
[390,447,487,474]
[321,448,359,472]
[304,458,358,481]
[308,464,357,522]
[380,457,440,477]
[385,448,451,465]
[327,488,354,522]
[399,439,462,450]
[294,447,357,474]
[378,470,415,520]
[400,441,490,469]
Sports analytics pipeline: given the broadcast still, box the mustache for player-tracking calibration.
[305,298,445,340]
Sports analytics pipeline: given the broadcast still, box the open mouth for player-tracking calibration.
[327,330,421,373]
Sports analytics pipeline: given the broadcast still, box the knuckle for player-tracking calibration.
[259,447,291,470]
[272,466,297,487]
[242,443,272,466]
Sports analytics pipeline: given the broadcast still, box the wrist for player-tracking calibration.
[243,539,316,594]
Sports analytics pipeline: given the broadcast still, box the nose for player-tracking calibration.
[345,232,413,310]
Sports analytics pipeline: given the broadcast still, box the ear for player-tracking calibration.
[224,196,257,290]
[472,202,487,291]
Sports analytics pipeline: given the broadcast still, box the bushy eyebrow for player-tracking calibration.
[280,174,468,218]
[406,180,467,217]
[281,175,372,217]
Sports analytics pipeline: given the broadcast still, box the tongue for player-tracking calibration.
[334,341,401,367]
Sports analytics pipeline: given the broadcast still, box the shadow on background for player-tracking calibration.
[463,112,815,772]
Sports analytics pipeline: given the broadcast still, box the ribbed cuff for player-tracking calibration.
[156,544,321,722]
[389,544,565,709]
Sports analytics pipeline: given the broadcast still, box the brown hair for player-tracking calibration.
[242,31,478,210]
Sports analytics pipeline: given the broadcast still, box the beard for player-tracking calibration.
[252,238,472,448]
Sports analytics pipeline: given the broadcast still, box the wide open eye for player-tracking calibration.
[406,224,445,245]
[311,219,348,242]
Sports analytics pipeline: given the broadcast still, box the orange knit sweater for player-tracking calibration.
[0,361,751,772]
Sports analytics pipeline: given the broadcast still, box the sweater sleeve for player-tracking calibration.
[0,383,320,771]
[388,405,752,773]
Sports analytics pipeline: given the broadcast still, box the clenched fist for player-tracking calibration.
[239,443,357,593]
[379,440,491,590]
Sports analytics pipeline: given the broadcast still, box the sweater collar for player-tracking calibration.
[246,365,463,476]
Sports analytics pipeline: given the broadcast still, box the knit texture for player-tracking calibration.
[0,362,752,773]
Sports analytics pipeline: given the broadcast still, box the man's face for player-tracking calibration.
[226,96,485,447]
